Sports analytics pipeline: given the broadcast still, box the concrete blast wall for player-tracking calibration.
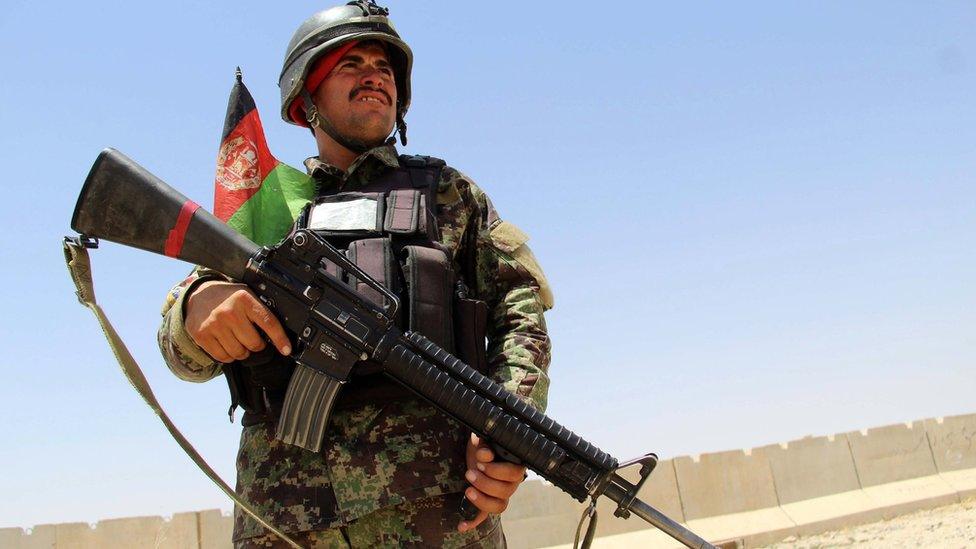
[521,412,976,548]
[0,510,232,549]
[4,413,975,548]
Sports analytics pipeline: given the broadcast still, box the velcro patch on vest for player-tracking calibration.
[309,195,382,232]
[490,221,555,309]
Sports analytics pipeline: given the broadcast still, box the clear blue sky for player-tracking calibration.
[1,0,973,530]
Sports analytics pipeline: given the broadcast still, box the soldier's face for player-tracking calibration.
[313,42,397,148]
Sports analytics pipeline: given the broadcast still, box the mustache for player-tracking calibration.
[349,86,392,104]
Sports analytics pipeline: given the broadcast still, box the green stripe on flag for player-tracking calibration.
[226,163,316,246]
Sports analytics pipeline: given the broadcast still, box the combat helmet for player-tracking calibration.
[279,0,412,151]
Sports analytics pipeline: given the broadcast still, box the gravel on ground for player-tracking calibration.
[761,498,976,548]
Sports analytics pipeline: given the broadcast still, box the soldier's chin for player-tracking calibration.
[365,133,391,147]
[348,125,395,148]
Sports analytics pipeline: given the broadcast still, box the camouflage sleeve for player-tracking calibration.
[452,170,553,412]
[157,267,226,382]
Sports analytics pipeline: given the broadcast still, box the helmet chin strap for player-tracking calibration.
[396,112,408,146]
[301,89,408,155]
[302,89,370,154]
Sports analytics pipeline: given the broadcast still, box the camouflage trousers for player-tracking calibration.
[236,493,505,548]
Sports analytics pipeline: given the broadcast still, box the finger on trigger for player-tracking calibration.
[246,295,292,355]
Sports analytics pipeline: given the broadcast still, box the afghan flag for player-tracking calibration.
[214,68,315,246]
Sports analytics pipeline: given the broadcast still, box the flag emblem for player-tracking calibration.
[213,68,315,246]
[216,135,261,191]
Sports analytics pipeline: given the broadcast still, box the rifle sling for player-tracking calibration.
[62,238,303,549]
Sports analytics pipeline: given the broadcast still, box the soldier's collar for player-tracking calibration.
[304,144,400,191]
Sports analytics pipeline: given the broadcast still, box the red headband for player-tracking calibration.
[287,40,359,126]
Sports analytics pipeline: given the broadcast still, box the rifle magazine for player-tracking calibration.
[275,363,343,453]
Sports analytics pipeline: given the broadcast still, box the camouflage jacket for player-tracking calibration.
[157,145,553,541]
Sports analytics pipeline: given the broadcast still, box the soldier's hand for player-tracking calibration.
[185,280,292,363]
[459,433,527,533]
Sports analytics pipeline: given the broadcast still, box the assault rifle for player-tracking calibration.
[68,148,715,549]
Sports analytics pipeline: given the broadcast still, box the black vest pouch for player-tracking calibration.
[223,362,262,421]
[344,237,397,378]
[454,295,489,374]
[346,237,398,310]
[384,189,437,241]
[226,348,296,426]
[402,245,455,353]
[340,236,411,402]
[453,219,489,375]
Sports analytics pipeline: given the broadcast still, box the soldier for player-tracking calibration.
[158,1,553,547]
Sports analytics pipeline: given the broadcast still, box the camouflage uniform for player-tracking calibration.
[158,145,553,546]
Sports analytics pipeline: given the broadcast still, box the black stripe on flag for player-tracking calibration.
[221,67,257,142]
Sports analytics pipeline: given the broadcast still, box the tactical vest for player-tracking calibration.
[224,155,489,426]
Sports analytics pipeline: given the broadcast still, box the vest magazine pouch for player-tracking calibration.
[402,245,455,352]
[346,237,398,309]
[343,237,406,387]
[455,296,489,374]
[384,189,435,240]
[306,192,385,237]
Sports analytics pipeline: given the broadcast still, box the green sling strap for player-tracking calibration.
[62,237,302,549]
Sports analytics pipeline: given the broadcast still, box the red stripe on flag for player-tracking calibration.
[213,108,280,222]
[235,108,277,181]
[164,200,201,257]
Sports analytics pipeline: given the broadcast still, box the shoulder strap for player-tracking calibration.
[399,154,446,194]
[397,154,447,243]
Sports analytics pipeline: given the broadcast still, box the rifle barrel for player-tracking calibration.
[603,482,716,549]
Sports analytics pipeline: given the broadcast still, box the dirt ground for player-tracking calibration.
[762,498,976,548]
